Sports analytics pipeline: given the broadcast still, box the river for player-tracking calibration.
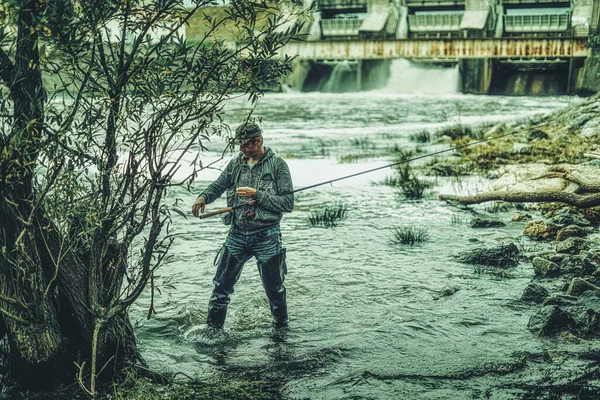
[129,73,595,399]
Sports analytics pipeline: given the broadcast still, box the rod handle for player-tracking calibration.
[197,200,257,220]
[198,207,232,219]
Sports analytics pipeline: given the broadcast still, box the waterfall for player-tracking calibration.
[384,59,459,94]
[322,61,354,93]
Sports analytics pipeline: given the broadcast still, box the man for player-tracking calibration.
[192,121,294,328]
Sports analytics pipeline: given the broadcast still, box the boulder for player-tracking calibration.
[549,253,569,263]
[555,237,591,255]
[555,225,590,242]
[512,214,532,222]
[549,209,592,227]
[523,221,559,241]
[456,243,519,267]
[532,257,561,277]
[528,306,575,336]
[560,252,600,276]
[521,283,549,303]
[543,295,578,306]
[566,278,600,297]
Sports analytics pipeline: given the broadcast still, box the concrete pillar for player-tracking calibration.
[356,60,363,91]
[576,56,600,96]
[459,58,493,94]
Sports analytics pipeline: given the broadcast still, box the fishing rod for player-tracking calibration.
[197,122,551,220]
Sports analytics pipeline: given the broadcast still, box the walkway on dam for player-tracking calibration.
[283,38,589,60]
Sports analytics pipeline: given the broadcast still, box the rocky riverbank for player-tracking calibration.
[430,93,600,398]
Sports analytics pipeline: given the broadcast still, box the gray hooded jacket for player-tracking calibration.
[199,147,294,235]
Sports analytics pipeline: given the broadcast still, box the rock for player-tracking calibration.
[512,214,532,222]
[574,291,600,337]
[456,243,519,267]
[439,285,460,297]
[528,306,575,336]
[528,129,549,141]
[521,283,549,303]
[549,253,570,263]
[543,295,578,306]
[523,221,559,241]
[577,290,600,312]
[549,209,592,227]
[560,252,600,276]
[470,218,506,228]
[555,237,591,255]
[532,257,561,277]
[566,278,600,297]
[511,143,533,155]
[580,118,600,138]
[556,225,589,241]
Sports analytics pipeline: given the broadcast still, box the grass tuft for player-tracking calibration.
[308,203,348,227]
[409,129,431,143]
[390,225,429,246]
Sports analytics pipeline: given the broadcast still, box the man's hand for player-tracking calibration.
[237,187,256,198]
[192,196,206,217]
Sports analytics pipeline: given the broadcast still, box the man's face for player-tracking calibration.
[240,139,260,158]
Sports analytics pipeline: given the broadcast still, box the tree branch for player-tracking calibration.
[439,191,600,208]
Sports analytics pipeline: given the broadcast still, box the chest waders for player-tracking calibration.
[206,245,288,328]
[207,156,288,329]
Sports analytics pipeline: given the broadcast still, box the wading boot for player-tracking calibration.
[207,246,245,328]
[258,249,288,327]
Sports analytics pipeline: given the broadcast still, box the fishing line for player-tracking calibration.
[283,121,553,195]
[197,121,553,219]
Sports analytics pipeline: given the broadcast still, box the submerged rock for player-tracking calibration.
[456,243,519,267]
[439,285,460,297]
[469,218,506,228]
[521,283,549,303]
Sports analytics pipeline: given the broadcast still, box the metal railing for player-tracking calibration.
[321,18,364,36]
[504,13,570,32]
[318,0,367,10]
[408,14,463,32]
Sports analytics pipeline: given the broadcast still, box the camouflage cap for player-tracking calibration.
[234,122,262,145]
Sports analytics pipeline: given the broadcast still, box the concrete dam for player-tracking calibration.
[279,0,600,95]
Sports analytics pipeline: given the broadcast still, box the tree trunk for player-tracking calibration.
[438,165,600,208]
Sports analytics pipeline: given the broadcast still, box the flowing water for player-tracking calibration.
[129,85,596,399]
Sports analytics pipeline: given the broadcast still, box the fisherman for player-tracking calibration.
[192,121,294,328]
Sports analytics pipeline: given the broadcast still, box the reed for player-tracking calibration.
[409,129,431,143]
[391,225,429,246]
[308,202,348,227]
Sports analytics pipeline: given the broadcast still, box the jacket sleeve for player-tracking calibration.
[254,158,294,213]
[198,158,236,204]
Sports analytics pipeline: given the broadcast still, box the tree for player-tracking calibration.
[0,0,305,395]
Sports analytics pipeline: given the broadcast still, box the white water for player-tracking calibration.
[323,61,355,93]
[384,59,459,94]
